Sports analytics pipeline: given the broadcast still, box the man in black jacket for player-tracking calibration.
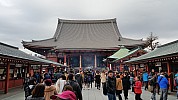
[106,70,116,100]
[66,74,83,100]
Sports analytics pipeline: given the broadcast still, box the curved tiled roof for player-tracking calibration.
[127,40,178,63]
[22,18,145,50]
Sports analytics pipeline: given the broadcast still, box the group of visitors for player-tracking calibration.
[24,71,83,100]
[103,70,142,100]
[23,68,178,100]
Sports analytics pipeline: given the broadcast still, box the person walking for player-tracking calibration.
[65,74,83,100]
[106,70,116,100]
[134,76,142,100]
[149,73,157,100]
[116,74,123,100]
[56,74,66,93]
[142,70,149,90]
[44,79,57,100]
[95,71,101,90]
[158,71,169,100]
[122,73,130,100]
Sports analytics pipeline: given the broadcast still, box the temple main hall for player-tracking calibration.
[22,18,146,69]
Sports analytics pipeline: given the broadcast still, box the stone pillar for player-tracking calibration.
[79,55,82,70]
[94,55,97,68]
[5,62,10,94]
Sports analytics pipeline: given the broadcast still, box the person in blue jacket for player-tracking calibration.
[158,71,169,100]
[142,70,149,90]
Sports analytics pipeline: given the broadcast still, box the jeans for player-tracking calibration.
[108,93,116,100]
[151,88,156,100]
[160,88,167,100]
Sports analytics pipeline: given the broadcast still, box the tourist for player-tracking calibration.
[175,71,178,99]
[116,74,123,100]
[134,76,142,100]
[158,71,169,100]
[44,79,57,100]
[26,83,45,100]
[75,71,83,91]
[24,77,37,99]
[88,72,93,89]
[106,70,116,100]
[64,74,83,100]
[83,72,89,90]
[95,71,101,90]
[122,73,130,100]
[101,70,106,87]
[56,74,66,93]
[149,73,157,100]
[142,70,149,90]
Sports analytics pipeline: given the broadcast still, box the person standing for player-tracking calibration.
[26,83,45,100]
[122,73,130,100]
[158,71,169,100]
[142,70,149,90]
[101,71,106,87]
[134,76,142,100]
[75,71,83,91]
[116,74,123,100]
[106,70,116,100]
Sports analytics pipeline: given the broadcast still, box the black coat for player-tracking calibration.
[122,76,130,90]
[95,74,101,83]
[106,76,116,94]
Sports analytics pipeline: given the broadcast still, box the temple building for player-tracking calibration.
[22,18,146,69]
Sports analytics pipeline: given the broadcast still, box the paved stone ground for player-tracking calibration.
[0,87,177,100]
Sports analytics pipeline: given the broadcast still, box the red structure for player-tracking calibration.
[22,18,146,69]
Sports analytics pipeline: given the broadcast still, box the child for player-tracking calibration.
[134,76,142,100]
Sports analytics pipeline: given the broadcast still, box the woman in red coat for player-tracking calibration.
[134,76,142,100]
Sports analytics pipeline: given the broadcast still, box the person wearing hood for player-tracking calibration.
[44,79,57,100]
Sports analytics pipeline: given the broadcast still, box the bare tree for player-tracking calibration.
[146,32,159,51]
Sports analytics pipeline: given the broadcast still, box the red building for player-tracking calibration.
[22,18,146,69]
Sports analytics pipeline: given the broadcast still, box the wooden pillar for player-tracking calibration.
[167,61,171,90]
[5,62,10,94]
[64,54,67,66]
[94,55,97,68]
[68,56,70,67]
[79,55,82,69]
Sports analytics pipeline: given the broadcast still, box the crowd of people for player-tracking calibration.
[23,68,178,100]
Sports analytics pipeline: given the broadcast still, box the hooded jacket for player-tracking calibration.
[44,85,57,100]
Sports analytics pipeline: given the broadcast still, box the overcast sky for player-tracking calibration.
[0,0,178,54]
